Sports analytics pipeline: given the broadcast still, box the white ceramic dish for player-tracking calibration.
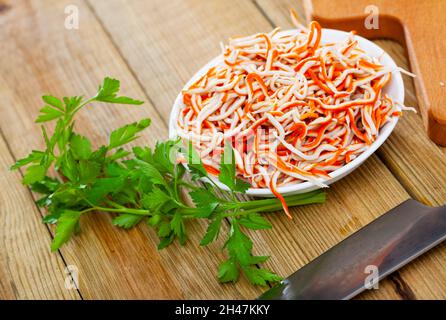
[169,29,405,197]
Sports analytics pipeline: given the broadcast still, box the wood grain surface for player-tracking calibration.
[0,0,445,299]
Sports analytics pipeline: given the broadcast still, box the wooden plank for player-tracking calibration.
[0,0,260,299]
[87,0,434,299]
[0,135,79,299]
[256,0,446,299]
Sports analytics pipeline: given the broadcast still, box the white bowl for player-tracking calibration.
[169,29,404,197]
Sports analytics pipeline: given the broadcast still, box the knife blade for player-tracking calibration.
[258,199,446,300]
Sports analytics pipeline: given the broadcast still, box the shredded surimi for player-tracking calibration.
[176,14,414,217]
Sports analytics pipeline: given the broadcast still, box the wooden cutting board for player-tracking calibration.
[304,0,446,146]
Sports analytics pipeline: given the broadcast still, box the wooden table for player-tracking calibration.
[1,0,445,300]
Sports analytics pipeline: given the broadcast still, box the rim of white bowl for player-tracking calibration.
[168,29,405,197]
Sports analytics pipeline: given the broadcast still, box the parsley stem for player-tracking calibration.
[69,97,95,120]
[91,206,151,216]
[105,200,126,209]
[80,207,97,214]
[232,190,325,211]
[177,207,205,216]
[219,191,325,218]
[173,178,180,200]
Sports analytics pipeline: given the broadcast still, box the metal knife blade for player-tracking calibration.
[258,199,446,300]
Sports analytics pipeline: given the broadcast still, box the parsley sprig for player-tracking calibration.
[11,77,326,286]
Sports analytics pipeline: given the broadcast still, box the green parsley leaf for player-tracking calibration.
[30,176,60,194]
[218,258,239,283]
[36,105,64,123]
[225,221,253,266]
[42,95,63,111]
[63,96,83,114]
[60,151,78,182]
[141,187,171,210]
[88,176,127,204]
[107,148,130,162]
[51,210,82,251]
[112,214,144,229]
[189,188,219,207]
[105,162,128,177]
[218,143,250,193]
[241,266,282,286]
[50,119,67,152]
[134,159,168,188]
[152,140,178,174]
[171,212,187,245]
[109,119,151,149]
[158,221,172,238]
[184,141,208,180]
[248,255,270,264]
[49,184,85,208]
[158,233,175,250]
[189,188,219,218]
[200,214,223,246]
[95,77,144,105]
[238,213,272,230]
[22,164,47,185]
[43,212,60,224]
[70,134,92,160]
[10,150,44,170]
[221,219,281,285]
[148,214,161,227]
[78,160,101,184]
[132,146,153,162]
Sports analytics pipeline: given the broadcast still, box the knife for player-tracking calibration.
[258,199,446,300]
